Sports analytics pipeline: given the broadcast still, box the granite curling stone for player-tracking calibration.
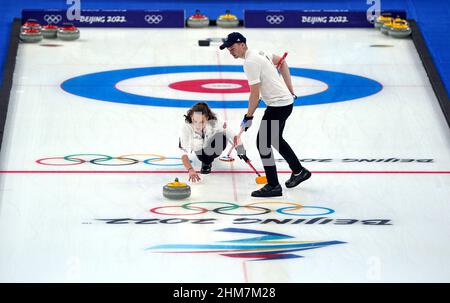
[21,19,42,31]
[374,14,392,29]
[216,10,239,28]
[42,24,58,38]
[187,10,210,28]
[389,18,412,38]
[20,29,43,43]
[163,178,191,200]
[380,18,394,35]
[57,22,80,41]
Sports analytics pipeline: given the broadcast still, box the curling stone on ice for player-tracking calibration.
[187,10,210,28]
[19,19,43,43]
[42,24,58,38]
[380,18,394,35]
[374,13,392,29]
[19,28,43,43]
[57,22,80,41]
[389,18,411,38]
[21,19,42,31]
[163,178,191,200]
[216,10,239,28]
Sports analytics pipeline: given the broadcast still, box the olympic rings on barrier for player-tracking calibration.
[35,154,193,166]
[145,14,163,24]
[149,201,335,217]
[266,15,285,25]
[44,14,63,24]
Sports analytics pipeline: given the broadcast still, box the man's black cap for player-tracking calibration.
[219,32,246,50]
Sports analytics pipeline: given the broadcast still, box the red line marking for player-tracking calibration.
[242,261,249,283]
[0,170,449,174]
[216,50,239,202]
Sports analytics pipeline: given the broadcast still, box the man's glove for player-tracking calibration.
[235,144,249,162]
[240,115,253,131]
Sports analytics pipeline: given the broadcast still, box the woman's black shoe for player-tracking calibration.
[200,163,212,174]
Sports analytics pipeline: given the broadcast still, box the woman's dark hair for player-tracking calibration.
[184,102,217,123]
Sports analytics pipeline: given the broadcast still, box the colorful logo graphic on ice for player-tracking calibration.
[146,228,345,261]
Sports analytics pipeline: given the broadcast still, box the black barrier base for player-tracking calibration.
[0,18,21,153]
[410,19,450,130]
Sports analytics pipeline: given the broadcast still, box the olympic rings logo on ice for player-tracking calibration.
[266,15,285,24]
[44,14,63,24]
[36,154,190,167]
[144,14,163,24]
[150,201,335,217]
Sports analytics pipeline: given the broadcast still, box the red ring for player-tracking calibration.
[169,79,249,94]
[36,157,86,166]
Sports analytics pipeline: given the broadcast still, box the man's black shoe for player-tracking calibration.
[285,168,311,188]
[200,163,212,174]
[251,184,282,197]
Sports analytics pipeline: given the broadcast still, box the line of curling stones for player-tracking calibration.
[20,19,80,43]
[187,9,239,28]
[374,14,411,38]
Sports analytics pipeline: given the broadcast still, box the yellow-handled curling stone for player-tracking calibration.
[216,10,239,28]
[389,18,411,38]
[380,18,394,35]
[374,13,393,29]
[163,178,191,200]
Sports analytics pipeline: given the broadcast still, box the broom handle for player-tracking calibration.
[276,52,288,69]
[226,128,245,157]
[245,159,261,177]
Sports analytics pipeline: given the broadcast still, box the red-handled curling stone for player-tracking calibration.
[57,22,80,41]
[42,24,58,39]
[21,19,42,31]
[19,28,43,43]
[187,9,210,28]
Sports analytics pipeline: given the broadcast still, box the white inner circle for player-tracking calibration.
[201,83,242,89]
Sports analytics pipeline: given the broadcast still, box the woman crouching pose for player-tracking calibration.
[179,102,246,182]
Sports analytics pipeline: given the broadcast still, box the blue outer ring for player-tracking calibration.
[61,65,382,108]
